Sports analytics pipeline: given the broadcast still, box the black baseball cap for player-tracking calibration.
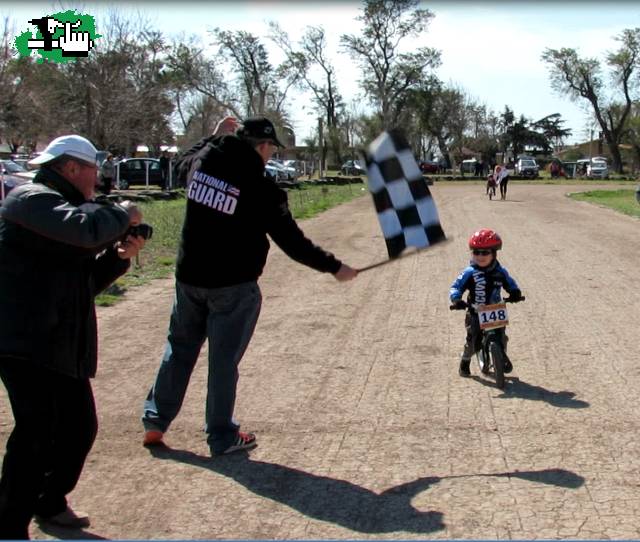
[238,117,285,148]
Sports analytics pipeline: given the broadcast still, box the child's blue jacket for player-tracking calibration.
[449,260,520,305]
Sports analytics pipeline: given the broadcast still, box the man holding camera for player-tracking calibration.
[142,116,358,456]
[0,134,146,539]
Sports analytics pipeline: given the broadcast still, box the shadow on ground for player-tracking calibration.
[469,375,589,408]
[34,520,107,540]
[149,447,585,534]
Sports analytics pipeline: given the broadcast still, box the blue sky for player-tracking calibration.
[3,1,640,144]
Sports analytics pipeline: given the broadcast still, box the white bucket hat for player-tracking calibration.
[29,135,98,166]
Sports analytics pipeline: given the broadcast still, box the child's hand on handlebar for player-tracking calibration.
[449,299,467,310]
[505,290,525,303]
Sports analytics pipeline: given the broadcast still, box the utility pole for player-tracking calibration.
[318,117,324,178]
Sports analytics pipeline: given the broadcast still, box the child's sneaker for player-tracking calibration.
[217,431,257,455]
[458,358,471,377]
[503,355,513,374]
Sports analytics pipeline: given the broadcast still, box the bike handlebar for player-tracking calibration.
[449,296,526,311]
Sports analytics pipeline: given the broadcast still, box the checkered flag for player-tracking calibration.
[364,130,446,261]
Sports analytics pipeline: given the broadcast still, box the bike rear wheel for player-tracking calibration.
[489,341,505,389]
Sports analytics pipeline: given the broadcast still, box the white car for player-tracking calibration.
[577,158,609,179]
[587,159,609,179]
[265,163,284,181]
[515,158,539,178]
[283,159,303,177]
[267,160,296,181]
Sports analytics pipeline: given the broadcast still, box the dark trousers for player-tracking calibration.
[462,312,508,360]
[143,281,262,454]
[0,359,97,539]
[500,177,509,198]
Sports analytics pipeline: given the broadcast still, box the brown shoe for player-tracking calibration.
[143,429,165,447]
[37,506,90,528]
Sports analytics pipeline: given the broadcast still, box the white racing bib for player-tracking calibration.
[477,302,509,330]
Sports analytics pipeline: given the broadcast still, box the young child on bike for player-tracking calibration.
[486,173,496,196]
[449,229,524,377]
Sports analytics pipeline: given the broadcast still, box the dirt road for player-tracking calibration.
[3,182,640,539]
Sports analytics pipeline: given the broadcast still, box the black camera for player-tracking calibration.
[126,223,153,240]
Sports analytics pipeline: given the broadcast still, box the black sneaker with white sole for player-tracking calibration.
[503,355,513,374]
[215,431,257,455]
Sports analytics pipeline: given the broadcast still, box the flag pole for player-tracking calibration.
[357,238,452,273]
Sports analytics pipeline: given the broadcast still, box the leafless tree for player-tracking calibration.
[542,28,640,173]
[340,0,440,129]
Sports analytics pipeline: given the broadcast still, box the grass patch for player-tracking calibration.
[96,197,185,306]
[96,183,365,306]
[287,183,367,219]
[569,188,640,218]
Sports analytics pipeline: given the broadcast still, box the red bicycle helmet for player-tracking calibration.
[468,228,502,250]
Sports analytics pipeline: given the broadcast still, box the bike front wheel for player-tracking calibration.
[489,341,505,389]
[477,348,490,374]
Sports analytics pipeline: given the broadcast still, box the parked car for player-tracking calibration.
[576,159,591,176]
[115,157,163,189]
[283,159,308,177]
[0,160,33,200]
[561,161,577,179]
[460,159,477,174]
[587,158,609,179]
[266,160,290,181]
[419,160,439,174]
[265,162,285,181]
[340,160,365,175]
[574,157,608,179]
[267,159,296,180]
[515,157,539,178]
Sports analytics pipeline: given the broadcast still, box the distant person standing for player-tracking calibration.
[474,160,482,177]
[495,165,510,200]
[99,153,115,195]
[159,151,170,190]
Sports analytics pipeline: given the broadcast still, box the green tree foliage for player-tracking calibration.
[532,113,572,151]
[0,11,176,156]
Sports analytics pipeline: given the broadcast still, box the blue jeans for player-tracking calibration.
[142,281,261,453]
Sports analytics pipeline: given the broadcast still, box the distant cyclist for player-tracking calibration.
[449,229,523,377]
[486,173,497,198]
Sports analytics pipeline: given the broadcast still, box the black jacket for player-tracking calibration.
[175,134,342,287]
[0,167,131,378]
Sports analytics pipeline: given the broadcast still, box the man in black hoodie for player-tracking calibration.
[142,117,357,455]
